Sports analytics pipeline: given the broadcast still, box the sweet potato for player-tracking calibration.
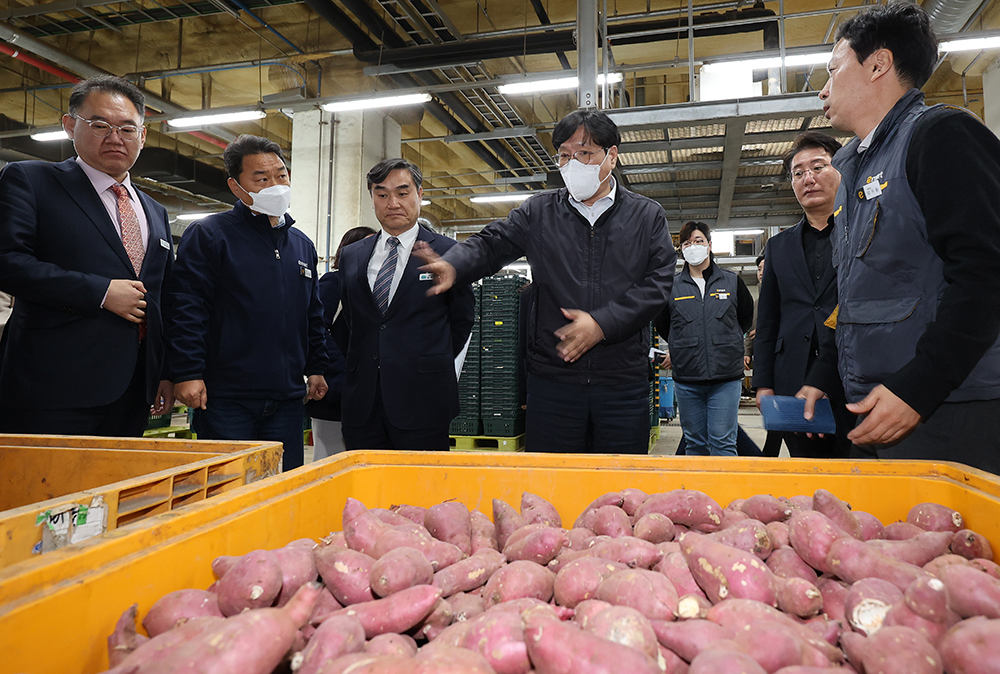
[523,613,662,674]
[676,594,713,620]
[634,490,724,533]
[656,551,708,599]
[459,610,530,674]
[620,488,650,517]
[142,589,223,637]
[369,546,434,598]
[658,644,691,674]
[503,526,567,565]
[883,521,925,540]
[854,511,886,541]
[211,555,239,580]
[370,508,416,527]
[296,615,366,674]
[309,586,343,624]
[860,625,944,674]
[105,616,226,673]
[273,544,319,607]
[470,509,498,553]
[482,560,555,605]
[937,563,1000,619]
[521,492,562,528]
[413,597,454,641]
[783,495,814,512]
[767,521,791,549]
[766,546,818,583]
[584,605,658,658]
[344,497,369,525]
[843,577,904,635]
[345,508,394,558]
[680,533,778,606]
[493,498,528,551]
[815,577,849,623]
[705,599,843,664]
[595,568,679,621]
[423,501,473,556]
[923,554,973,577]
[970,557,1000,579]
[310,652,414,674]
[883,594,956,646]
[812,489,864,540]
[731,619,818,673]
[825,536,927,592]
[950,529,993,561]
[688,649,767,674]
[373,526,465,571]
[908,503,964,533]
[650,619,733,663]
[740,494,795,524]
[588,535,664,569]
[591,505,633,538]
[365,633,418,657]
[448,591,485,622]
[432,548,506,597]
[215,549,283,616]
[413,645,495,674]
[325,584,443,638]
[565,526,596,551]
[553,556,626,608]
[708,519,773,559]
[937,616,1000,674]
[788,511,851,574]
[776,577,823,618]
[107,604,147,667]
[719,508,750,530]
[315,547,376,606]
[633,513,676,544]
[574,492,625,530]
[573,598,614,627]
[867,530,953,566]
[390,504,427,525]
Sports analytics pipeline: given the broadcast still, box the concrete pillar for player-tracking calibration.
[983,56,1000,140]
[290,108,401,271]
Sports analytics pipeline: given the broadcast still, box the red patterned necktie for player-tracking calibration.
[111,183,144,276]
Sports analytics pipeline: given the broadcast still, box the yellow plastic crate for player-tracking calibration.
[2,452,999,674]
[0,435,282,568]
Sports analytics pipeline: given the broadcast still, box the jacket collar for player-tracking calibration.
[234,199,294,233]
[834,88,925,171]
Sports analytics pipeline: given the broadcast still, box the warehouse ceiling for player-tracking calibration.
[0,0,998,240]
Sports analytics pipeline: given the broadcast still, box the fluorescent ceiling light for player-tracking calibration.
[167,110,266,128]
[421,199,431,206]
[321,93,431,112]
[175,212,220,221]
[727,229,765,236]
[469,193,533,203]
[702,52,831,73]
[498,73,623,95]
[939,36,1000,52]
[30,129,69,142]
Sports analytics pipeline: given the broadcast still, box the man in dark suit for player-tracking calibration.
[0,76,173,436]
[752,131,853,458]
[336,158,475,450]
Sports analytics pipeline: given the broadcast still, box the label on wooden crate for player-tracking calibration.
[34,495,108,553]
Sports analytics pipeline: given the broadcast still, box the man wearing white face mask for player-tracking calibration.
[416,109,675,454]
[167,134,329,471]
[654,222,754,456]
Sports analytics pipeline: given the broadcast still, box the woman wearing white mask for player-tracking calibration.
[654,222,753,456]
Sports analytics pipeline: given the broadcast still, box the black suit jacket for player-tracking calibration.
[336,227,475,431]
[0,158,172,409]
[752,218,838,396]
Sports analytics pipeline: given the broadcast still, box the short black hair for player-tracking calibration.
[552,109,621,150]
[835,2,938,90]
[334,226,377,268]
[223,134,286,180]
[68,76,146,121]
[678,221,711,244]
[367,158,423,192]
[782,131,843,179]
[756,253,765,266]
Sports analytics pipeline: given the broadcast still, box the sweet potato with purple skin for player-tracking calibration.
[812,489,864,541]
[731,619,817,673]
[432,548,506,597]
[971,557,1000,578]
[458,610,530,674]
[621,488,650,517]
[767,521,791,548]
[108,604,147,667]
[595,568,680,621]
[827,537,928,592]
[740,494,795,524]
[815,577,849,622]
[708,519,773,559]
[923,554,973,577]
[309,586,342,624]
[273,544,319,607]
[422,501,473,556]
[588,535,664,569]
[390,504,427,525]
[584,605,659,658]
[521,492,562,528]
[776,577,823,618]
[656,551,708,599]
[860,625,944,674]
[705,599,844,664]
[448,591,485,622]
[413,597,454,641]
[843,577,904,635]
[344,497,369,524]
[295,615,366,674]
[634,490,724,533]
[482,559,555,605]
[487,596,573,620]
[412,645,498,674]
[523,613,662,674]
[719,508,750,529]
[867,530,953,567]
[211,555,239,579]
[854,511,885,541]
[315,547,376,606]
[345,508,392,557]
[633,513,675,544]
[676,593,713,620]
[493,498,528,551]
[503,526,567,565]
[908,503,964,533]
[365,633,418,657]
[553,556,626,608]
[658,644,692,674]
[373,526,465,571]
[370,508,417,527]
[783,495,813,511]
[688,649,768,674]
[591,505,633,538]
[573,598,614,627]
[574,492,626,530]
[564,527,596,550]
[104,616,226,673]
[883,521,925,540]
[650,619,734,663]
[369,546,434,598]
[950,529,993,560]
[938,563,1000,619]
[766,546,818,582]
[325,584,443,638]
[680,533,779,606]
[470,509,498,553]
[938,616,1000,674]
[838,630,867,671]
[215,549,283,616]
[311,653,415,674]
[883,584,957,646]
[143,589,224,637]
[788,510,851,574]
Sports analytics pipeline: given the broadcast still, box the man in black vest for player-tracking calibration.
[801,3,1000,473]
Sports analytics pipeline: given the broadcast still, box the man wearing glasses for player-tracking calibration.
[416,109,675,454]
[0,75,174,436]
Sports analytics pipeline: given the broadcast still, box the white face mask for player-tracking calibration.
[683,244,710,266]
[559,151,610,202]
[240,183,292,218]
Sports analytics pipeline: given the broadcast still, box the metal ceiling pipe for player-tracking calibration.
[922,0,981,35]
[0,43,80,82]
[529,0,572,70]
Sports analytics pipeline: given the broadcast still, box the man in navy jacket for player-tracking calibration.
[168,135,328,470]
[0,76,173,436]
[335,158,475,450]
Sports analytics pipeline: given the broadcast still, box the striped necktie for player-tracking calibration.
[111,183,144,276]
[373,236,400,315]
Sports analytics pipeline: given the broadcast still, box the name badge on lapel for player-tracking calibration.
[419,272,434,281]
[297,260,312,278]
[863,182,883,200]
[159,238,170,250]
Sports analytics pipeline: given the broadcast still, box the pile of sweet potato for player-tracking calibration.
[103,488,1000,674]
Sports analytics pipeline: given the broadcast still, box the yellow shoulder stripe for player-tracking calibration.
[834,205,843,217]
[675,295,696,301]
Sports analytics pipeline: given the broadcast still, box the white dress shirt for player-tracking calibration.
[367,223,420,307]
[568,177,618,226]
[75,156,149,249]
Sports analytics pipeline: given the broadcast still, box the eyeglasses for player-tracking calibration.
[681,238,709,249]
[551,148,607,167]
[71,113,143,142]
[790,163,831,182]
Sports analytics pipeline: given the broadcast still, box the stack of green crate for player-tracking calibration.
[480,274,528,436]
[450,283,482,436]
